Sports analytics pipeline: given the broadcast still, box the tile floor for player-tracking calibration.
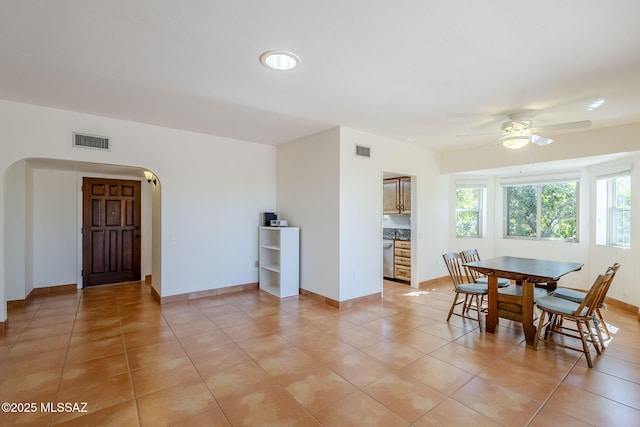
[1,280,639,426]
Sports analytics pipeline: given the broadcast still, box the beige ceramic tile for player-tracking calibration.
[1,279,639,426]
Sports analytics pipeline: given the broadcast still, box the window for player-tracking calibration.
[456,187,484,237]
[504,181,578,241]
[596,173,631,248]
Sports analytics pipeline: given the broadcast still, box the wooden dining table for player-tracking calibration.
[463,256,583,347]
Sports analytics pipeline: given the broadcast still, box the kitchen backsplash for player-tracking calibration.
[383,214,410,227]
[383,228,411,240]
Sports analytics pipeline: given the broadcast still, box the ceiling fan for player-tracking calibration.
[463,112,592,149]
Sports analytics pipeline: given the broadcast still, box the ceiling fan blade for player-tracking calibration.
[455,132,500,138]
[530,134,554,146]
[532,120,591,132]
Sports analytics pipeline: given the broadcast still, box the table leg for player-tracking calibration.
[486,273,498,334]
[522,281,536,348]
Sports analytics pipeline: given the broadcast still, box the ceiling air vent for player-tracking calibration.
[355,144,371,158]
[73,133,111,151]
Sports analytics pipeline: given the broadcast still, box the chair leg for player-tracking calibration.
[447,292,459,321]
[596,308,611,339]
[576,321,593,368]
[463,294,474,315]
[591,318,605,352]
[545,314,557,339]
[473,294,483,332]
[534,310,547,348]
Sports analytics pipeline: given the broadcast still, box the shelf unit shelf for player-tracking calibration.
[258,226,299,298]
[261,264,280,273]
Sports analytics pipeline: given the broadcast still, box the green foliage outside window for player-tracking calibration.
[456,187,482,237]
[505,182,578,240]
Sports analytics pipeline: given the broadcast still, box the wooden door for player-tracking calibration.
[82,178,141,286]
[383,179,399,214]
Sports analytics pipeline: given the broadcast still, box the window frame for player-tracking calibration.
[502,180,580,242]
[597,173,631,248]
[455,186,485,238]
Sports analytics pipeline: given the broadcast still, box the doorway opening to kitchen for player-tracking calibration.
[382,171,416,289]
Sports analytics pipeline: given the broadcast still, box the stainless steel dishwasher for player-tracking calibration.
[383,239,394,279]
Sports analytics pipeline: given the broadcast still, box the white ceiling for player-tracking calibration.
[2,1,640,153]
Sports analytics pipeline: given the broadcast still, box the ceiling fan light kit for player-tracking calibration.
[502,135,530,149]
[459,107,592,150]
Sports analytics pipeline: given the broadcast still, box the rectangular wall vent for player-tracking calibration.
[73,133,111,151]
[355,144,371,158]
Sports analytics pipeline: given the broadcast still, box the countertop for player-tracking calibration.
[383,228,411,241]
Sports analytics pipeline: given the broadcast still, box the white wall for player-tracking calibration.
[0,99,276,322]
[32,168,77,287]
[588,154,640,307]
[4,161,27,301]
[338,130,386,300]
[277,126,448,303]
[339,128,449,296]
[277,128,341,300]
[150,177,162,297]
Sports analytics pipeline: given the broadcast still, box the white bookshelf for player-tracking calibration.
[259,226,300,297]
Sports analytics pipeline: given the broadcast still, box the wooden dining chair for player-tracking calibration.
[534,268,614,367]
[442,252,488,330]
[552,263,620,340]
[459,249,511,288]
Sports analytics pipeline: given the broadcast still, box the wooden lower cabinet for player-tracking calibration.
[394,240,411,282]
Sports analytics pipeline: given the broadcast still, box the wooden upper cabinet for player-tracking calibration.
[383,179,400,214]
[383,177,411,214]
[399,177,411,214]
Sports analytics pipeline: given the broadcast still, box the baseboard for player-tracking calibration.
[604,296,638,314]
[152,282,259,304]
[7,300,27,309]
[419,276,452,289]
[145,275,152,285]
[299,288,338,308]
[30,283,78,295]
[337,292,382,309]
[7,283,77,308]
[299,288,381,309]
[0,319,7,332]
[150,285,161,304]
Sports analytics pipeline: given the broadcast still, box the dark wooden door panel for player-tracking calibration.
[83,177,141,286]
[91,231,105,273]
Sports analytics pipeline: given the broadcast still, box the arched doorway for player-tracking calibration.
[3,158,159,308]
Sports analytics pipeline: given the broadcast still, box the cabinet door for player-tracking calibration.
[383,179,400,214]
[400,177,411,214]
[395,265,411,281]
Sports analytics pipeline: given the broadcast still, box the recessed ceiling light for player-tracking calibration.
[259,50,300,71]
